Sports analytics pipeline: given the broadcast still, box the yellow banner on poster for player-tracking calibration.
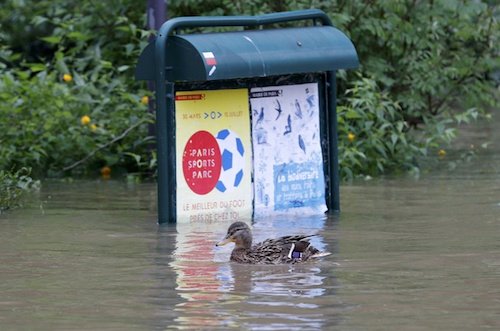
[175,88,252,223]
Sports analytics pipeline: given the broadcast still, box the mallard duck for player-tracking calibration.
[216,221,331,264]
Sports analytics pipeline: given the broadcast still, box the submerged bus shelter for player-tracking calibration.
[135,9,358,224]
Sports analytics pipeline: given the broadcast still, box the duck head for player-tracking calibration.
[216,221,253,249]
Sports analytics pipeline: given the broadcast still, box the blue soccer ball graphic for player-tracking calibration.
[215,129,245,192]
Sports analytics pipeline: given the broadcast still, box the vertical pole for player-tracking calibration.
[154,80,175,224]
[147,0,167,31]
[147,0,167,139]
[165,81,176,223]
[155,78,170,224]
[148,0,171,224]
[327,71,340,212]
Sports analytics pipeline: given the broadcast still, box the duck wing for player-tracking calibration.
[247,235,321,264]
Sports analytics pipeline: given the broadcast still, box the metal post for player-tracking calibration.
[146,0,167,145]
[154,26,170,224]
[147,0,166,31]
[327,71,340,212]
[165,81,175,222]
[154,79,175,224]
[154,79,170,224]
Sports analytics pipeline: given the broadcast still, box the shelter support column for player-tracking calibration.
[327,71,340,212]
[156,78,175,224]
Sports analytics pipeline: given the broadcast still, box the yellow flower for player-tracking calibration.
[347,132,356,142]
[90,123,97,132]
[63,73,73,83]
[141,96,149,105]
[80,115,91,126]
[438,149,446,157]
[100,166,111,179]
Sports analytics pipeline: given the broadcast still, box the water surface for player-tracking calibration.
[1,116,499,330]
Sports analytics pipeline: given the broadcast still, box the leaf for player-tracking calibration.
[117,65,129,72]
[100,61,113,69]
[27,63,46,73]
[345,110,362,119]
[41,36,62,44]
[67,32,91,41]
[391,133,398,146]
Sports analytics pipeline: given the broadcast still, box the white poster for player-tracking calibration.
[250,83,327,215]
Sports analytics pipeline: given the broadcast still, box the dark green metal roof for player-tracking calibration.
[135,25,358,82]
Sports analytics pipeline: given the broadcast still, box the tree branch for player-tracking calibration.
[62,119,149,172]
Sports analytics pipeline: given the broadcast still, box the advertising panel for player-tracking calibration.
[250,83,327,215]
[175,89,252,222]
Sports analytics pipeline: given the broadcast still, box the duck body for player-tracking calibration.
[216,221,330,264]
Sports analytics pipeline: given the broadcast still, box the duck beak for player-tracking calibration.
[215,236,233,247]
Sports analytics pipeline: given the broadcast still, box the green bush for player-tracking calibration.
[337,75,418,178]
[169,0,498,178]
[0,1,155,178]
[0,168,39,212]
[0,67,154,178]
[333,0,498,178]
[0,0,498,180]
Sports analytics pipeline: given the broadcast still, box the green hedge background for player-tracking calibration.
[0,1,498,209]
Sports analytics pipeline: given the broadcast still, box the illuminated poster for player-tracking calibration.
[250,83,327,215]
[175,89,252,222]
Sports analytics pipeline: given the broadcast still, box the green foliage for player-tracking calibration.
[337,75,416,178]
[170,0,499,179]
[341,1,497,115]
[0,0,498,181]
[333,0,498,178]
[0,168,39,213]
[0,0,155,178]
[0,68,154,178]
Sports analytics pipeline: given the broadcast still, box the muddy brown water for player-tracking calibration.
[1,115,499,330]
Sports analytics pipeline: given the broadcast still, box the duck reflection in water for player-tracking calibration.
[166,219,338,330]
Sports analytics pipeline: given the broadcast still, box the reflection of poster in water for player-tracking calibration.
[250,83,326,214]
[175,89,252,222]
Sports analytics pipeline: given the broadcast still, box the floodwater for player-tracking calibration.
[1,116,500,330]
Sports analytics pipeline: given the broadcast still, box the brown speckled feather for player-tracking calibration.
[231,235,320,264]
[217,222,328,264]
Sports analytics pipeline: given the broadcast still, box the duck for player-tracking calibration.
[215,221,331,264]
